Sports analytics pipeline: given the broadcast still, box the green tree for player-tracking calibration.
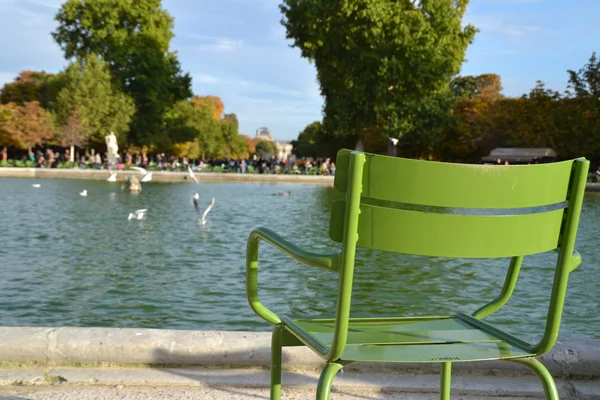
[293,120,355,159]
[450,75,479,99]
[563,52,600,158]
[164,99,221,159]
[52,106,89,162]
[567,52,600,99]
[52,0,192,147]
[280,0,477,145]
[220,113,247,159]
[0,71,65,110]
[254,140,278,158]
[54,55,135,148]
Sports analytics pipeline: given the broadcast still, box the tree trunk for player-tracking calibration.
[70,145,75,163]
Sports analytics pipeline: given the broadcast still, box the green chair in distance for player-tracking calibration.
[246,149,589,400]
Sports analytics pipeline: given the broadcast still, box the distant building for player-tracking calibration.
[275,140,293,161]
[255,127,273,141]
[254,127,293,161]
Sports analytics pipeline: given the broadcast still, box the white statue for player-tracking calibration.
[105,132,119,165]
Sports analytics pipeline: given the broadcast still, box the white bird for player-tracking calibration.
[79,190,87,197]
[200,198,215,226]
[128,209,148,220]
[107,171,117,182]
[188,165,199,184]
[389,137,399,146]
[130,166,153,182]
[32,184,41,188]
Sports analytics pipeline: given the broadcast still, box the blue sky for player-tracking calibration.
[0,0,598,140]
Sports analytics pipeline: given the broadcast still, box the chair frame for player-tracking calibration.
[246,150,589,400]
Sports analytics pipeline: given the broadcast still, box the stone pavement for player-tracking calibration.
[0,386,540,400]
[0,367,598,400]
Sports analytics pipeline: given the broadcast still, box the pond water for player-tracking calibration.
[0,178,599,339]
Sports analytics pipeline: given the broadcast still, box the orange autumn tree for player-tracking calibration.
[191,95,225,120]
[242,135,255,156]
[0,101,55,150]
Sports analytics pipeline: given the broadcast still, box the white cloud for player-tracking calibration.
[188,35,245,53]
[465,13,541,37]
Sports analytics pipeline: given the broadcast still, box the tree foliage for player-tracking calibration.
[254,139,278,158]
[192,96,225,120]
[293,51,600,164]
[53,106,89,149]
[164,97,247,159]
[0,102,55,149]
[293,121,355,159]
[280,0,477,141]
[0,71,65,109]
[54,55,135,147]
[52,0,192,146]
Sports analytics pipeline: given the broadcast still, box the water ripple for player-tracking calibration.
[0,178,598,339]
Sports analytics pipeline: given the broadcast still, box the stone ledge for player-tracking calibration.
[0,168,334,185]
[0,328,598,379]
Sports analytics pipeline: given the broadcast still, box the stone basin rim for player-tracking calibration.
[0,327,598,379]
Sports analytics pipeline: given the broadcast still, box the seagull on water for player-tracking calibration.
[32,184,41,188]
[192,193,215,226]
[107,171,117,182]
[130,166,153,182]
[188,165,199,184]
[128,209,148,220]
[79,190,87,197]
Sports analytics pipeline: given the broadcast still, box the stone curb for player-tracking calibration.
[0,328,598,379]
[0,168,334,185]
[1,367,599,399]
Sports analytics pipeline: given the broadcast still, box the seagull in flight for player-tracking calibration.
[192,193,215,226]
[107,171,117,182]
[188,165,199,184]
[200,198,215,226]
[389,137,399,146]
[79,189,87,197]
[128,209,148,220]
[130,166,153,182]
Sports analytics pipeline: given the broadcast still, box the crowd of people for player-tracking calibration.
[0,147,337,175]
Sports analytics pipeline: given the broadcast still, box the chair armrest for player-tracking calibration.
[568,250,582,272]
[246,227,340,325]
[554,248,582,272]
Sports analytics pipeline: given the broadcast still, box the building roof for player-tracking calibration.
[255,127,273,140]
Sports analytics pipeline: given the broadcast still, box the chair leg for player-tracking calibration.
[316,362,344,400]
[440,362,451,400]
[510,357,559,400]
[270,325,282,400]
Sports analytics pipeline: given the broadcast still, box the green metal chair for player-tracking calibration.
[246,149,588,400]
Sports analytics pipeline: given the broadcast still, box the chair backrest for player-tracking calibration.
[330,149,586,258]
[325,149,588,359]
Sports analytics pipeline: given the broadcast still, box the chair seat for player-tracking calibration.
[282,315,534,363]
